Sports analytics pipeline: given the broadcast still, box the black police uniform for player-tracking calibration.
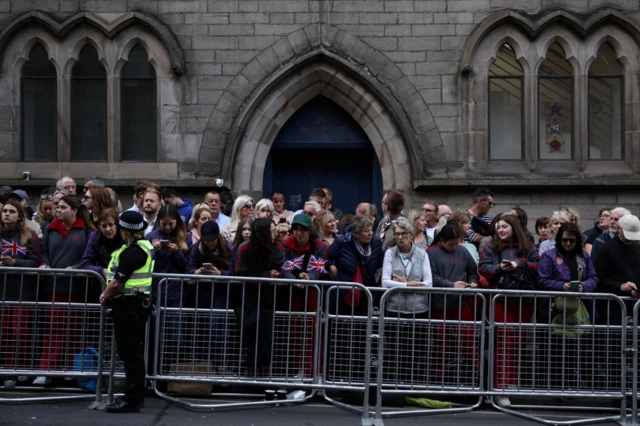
[105,243,150,413]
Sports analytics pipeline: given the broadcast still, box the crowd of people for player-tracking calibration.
[1,178,640,409]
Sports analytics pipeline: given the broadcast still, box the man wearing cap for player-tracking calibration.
[8,189,42,238]
[595,214,640,321]
[100,211,155,413]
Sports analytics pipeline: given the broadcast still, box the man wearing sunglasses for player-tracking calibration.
[465,187,495,246]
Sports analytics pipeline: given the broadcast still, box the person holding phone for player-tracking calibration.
[427,224,478,384]
[186,221,235,364]
[478,214,539,408]
[0,200,39,389]
[538,222,598,296]
[538,222,598,389]
[146,205,189,363]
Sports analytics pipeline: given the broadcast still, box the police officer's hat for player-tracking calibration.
[119,211,145,232]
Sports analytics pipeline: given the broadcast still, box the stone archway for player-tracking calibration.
[197,24,447,194]
[230,60,411,196]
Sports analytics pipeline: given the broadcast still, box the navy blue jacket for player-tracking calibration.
[328,233,383,288]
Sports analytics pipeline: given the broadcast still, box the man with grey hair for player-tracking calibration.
[590,207,631,261]
[302,200,321,218]
[595,214,640,313]
[56,176,76,195]
[83,177,105,194]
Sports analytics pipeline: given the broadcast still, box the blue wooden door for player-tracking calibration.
[263,96,382,215]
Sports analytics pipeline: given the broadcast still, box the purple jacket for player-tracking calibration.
[538,248,598,293]
[79,230,124,276]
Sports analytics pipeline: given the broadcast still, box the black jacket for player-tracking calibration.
[594,236,640,296]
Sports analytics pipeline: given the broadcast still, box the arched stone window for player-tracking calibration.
[21,44,56,161]
[538,43,573,160]
[71,45,107,161]
[588,43,623,160]
[462,9,640,176]
[120,45,157,161]
[489,44,523,160]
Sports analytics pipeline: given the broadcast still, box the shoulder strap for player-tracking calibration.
[576,254,583,281]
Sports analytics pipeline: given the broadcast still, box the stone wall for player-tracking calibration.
[1,0,640,218]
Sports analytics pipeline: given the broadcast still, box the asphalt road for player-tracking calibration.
[0,393,626,426]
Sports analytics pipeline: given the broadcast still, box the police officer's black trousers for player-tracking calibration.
[111,296,150,404]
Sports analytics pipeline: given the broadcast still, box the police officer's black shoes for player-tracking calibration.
[105,398,144,413]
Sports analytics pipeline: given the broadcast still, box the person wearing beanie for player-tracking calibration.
[186,220,235,363]
[100,210,155,414]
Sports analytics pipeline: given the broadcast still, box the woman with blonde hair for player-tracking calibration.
[406,209,428,250]
[313,209,337,246]
[539,211,571,255]
[271,191,294,225]
[221,195,254,243]
[187,203,212,247]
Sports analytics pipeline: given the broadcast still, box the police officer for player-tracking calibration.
[100,211,155,414]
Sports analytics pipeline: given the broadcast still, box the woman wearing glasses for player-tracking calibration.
[381,217,432,383]
[537,222,598,389]
[221,195,254,243]
[36,193,54,226]
[82,187,115,227]
[584,208,613,256]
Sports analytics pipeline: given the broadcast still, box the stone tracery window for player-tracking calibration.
[121,45,157,161]
[21,44,57,161]
[2,12,181,166]
[464,10,638,174]
[538,43,573,160]
[588,43,623,160]
[489,44,523,160]
[71,45,107,161]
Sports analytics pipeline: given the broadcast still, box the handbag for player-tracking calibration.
[496,251,536,292]
[554,255,582,314]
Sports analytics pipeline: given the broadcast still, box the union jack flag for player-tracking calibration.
[307,256,327,275]
[282,255,304,271]
[1,239,27,257]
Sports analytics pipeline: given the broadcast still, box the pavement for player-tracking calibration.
[0,392,626,426]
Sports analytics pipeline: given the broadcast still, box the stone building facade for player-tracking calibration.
[1,0,640,222]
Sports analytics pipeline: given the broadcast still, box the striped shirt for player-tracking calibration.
[464,210,493,243]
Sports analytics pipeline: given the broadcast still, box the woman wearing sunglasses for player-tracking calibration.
[220,195,254,243]
[537,221,598,389]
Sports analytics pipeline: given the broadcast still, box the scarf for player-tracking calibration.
[354,239,371,257]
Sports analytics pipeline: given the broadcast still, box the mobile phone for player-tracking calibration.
[570,280,580,290]
[393,269,404,277]
[501,260,511,266]
[279,218,287,224]
[202,263,213,269]
[160,240,170,245]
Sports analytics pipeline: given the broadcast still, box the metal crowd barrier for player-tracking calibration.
[5,267,639,426]
[375,287,486,418]
[487,290,629,426]
[0,267,107,406]
[136,273,377,420]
